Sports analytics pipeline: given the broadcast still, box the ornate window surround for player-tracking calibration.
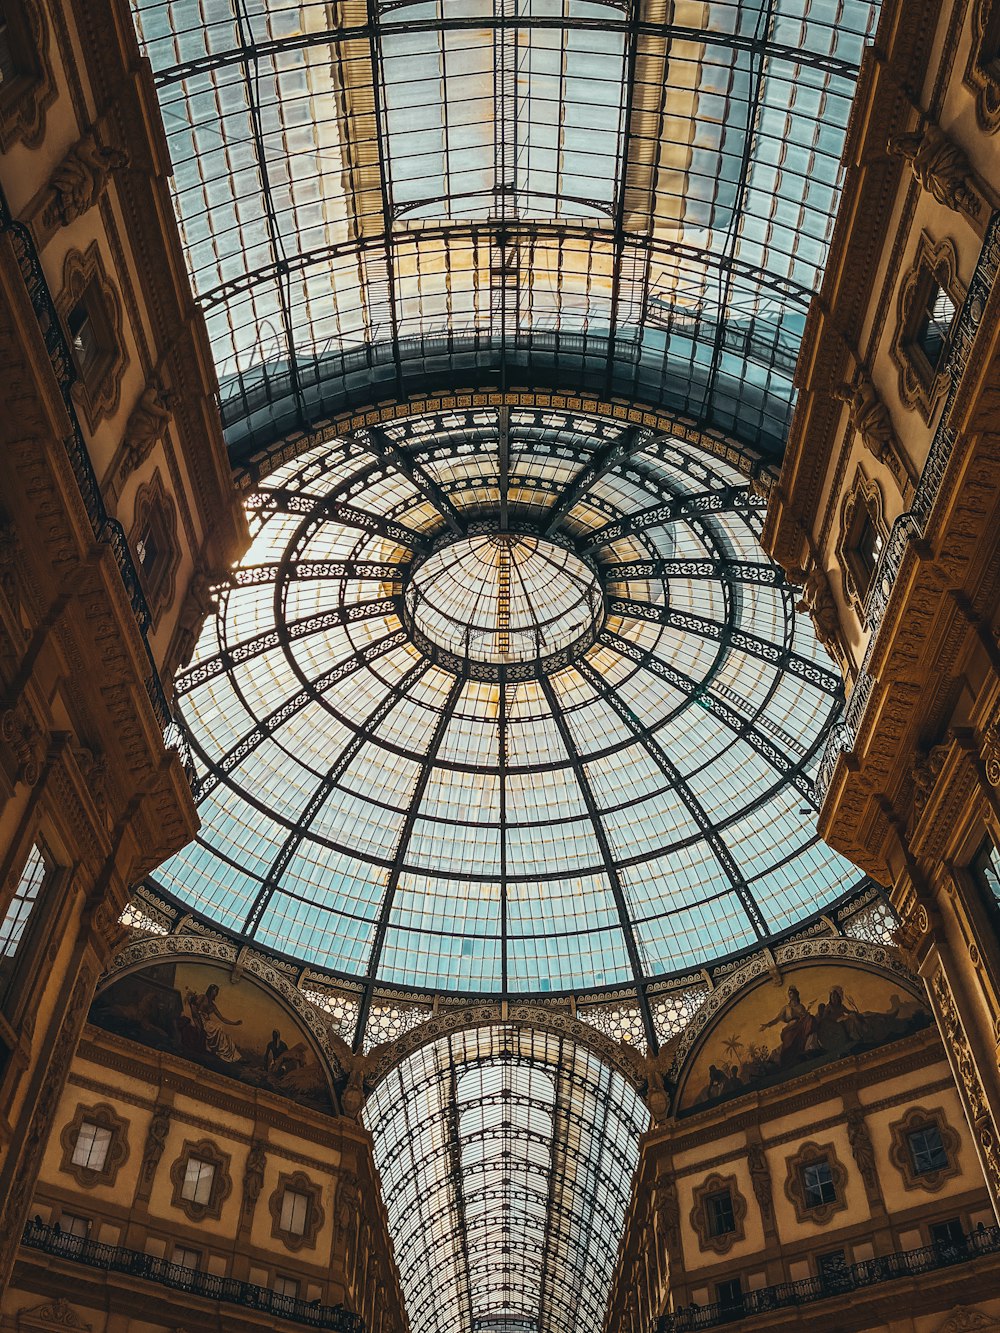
[58,1102,129,1190]
[0,0,55,152]
[966,0,1000,132]
[783,1141,849,1226]
[836,468,887,611]
[268,1171,325,1253]
[168,1138,232,1223]
[129,470,179,625]
[689,1173,747,1256]
[56,243,126,434]
[888,1106,962,1193]
[891,232,964,422]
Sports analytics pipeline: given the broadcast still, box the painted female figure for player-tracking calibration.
[185,983,243,1063]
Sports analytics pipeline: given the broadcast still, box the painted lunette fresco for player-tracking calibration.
[90,960,334,1113]
[678,963,933,1113]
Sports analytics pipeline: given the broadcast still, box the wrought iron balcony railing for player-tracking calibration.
[0,183,194,780]
[658,1224,1000,1331]
[21,1221,364,1332]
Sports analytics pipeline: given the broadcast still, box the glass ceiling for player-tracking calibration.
[130,0,880,472]
[154,405,862,1041]
[364,1024,648,1333]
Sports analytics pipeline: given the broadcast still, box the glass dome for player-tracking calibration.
[159,405,857,999]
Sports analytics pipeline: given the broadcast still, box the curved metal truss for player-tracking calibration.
[153,405,863,1038]
[130,0,880,471]
[363,1024,649,1333]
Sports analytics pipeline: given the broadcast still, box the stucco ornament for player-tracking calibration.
[888,122,983,217]
[935,1308,1000,1332]
[45,132,128,227]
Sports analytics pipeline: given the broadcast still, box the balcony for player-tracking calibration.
[21,1221,364,1332]
[658,1224,1000,1331]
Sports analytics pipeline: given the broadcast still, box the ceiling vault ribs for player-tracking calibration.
[574,657,769,941]
[537,672,658,1053]
[152,16,864,88]
[240,658,431,939]
[354,672,468,1047]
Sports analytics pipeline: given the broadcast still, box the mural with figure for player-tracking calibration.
[89,959,335,1113]
[678,962,933,1113]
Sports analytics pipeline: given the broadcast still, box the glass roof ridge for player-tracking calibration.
[132,0,882,468]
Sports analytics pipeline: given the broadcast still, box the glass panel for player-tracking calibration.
[801,1159,836,1207]
[129,0,879,466]
[364,1025,647,1333]
[0,843,48,999]
[909,1125,949,1175]
[152,407,864,996]
[181,1157,215,1205]
[71,1122,112,1171]
[280,1189,309,1236]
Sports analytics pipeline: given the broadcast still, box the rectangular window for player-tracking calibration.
[274,1275,299,1301]
[715,1277,743,1311]
[61,1214,90,1240]
[172,1245,201,1271]
[279,1189,310,1237]
[801,1160,837,1208]
[931,1218,966,1251]
[181,1157,215,1206]
[706,1190,735,1238]
[71,1121,112,1172]
[0,843,48,998]
[909,1125,949,1176]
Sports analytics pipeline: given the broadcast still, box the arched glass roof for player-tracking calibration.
[364,1024,649,1333]
[155,405,862,1037]
[131,0,879,471]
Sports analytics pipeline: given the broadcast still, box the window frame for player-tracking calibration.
[892,232,965,421]
[169,1139,232,1223]
[889,1106,961,1193]
[59,1102,130,1190]
[783,1141,848,1225]
[269,1171,325,1252]
[690,1173,747,1256]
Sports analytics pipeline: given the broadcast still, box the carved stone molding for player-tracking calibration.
[56,243,126,434]
[269,1169,325,1253]
[689,1172,747,1256]
[0,0,56,153]
[242,1139,267,1222]
[16,1299,92,1332]
[891,232,965,422]
[106,380,177,503]
[58,1101,129,1189]
[168,1138,232,1223]
[887,122,987,224]
[929,966,1000,1200]
[0,963,96,1285]
[936,1308,1000,1332]
[846,1107,880,1200]
[966,0,1000,133]
[783,1140,849,1226]
[834,368,912,491]
[888,1104,961,1192]
[138,1103,170,1195]
[39,132,129,234]
[983,716,1000,788]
